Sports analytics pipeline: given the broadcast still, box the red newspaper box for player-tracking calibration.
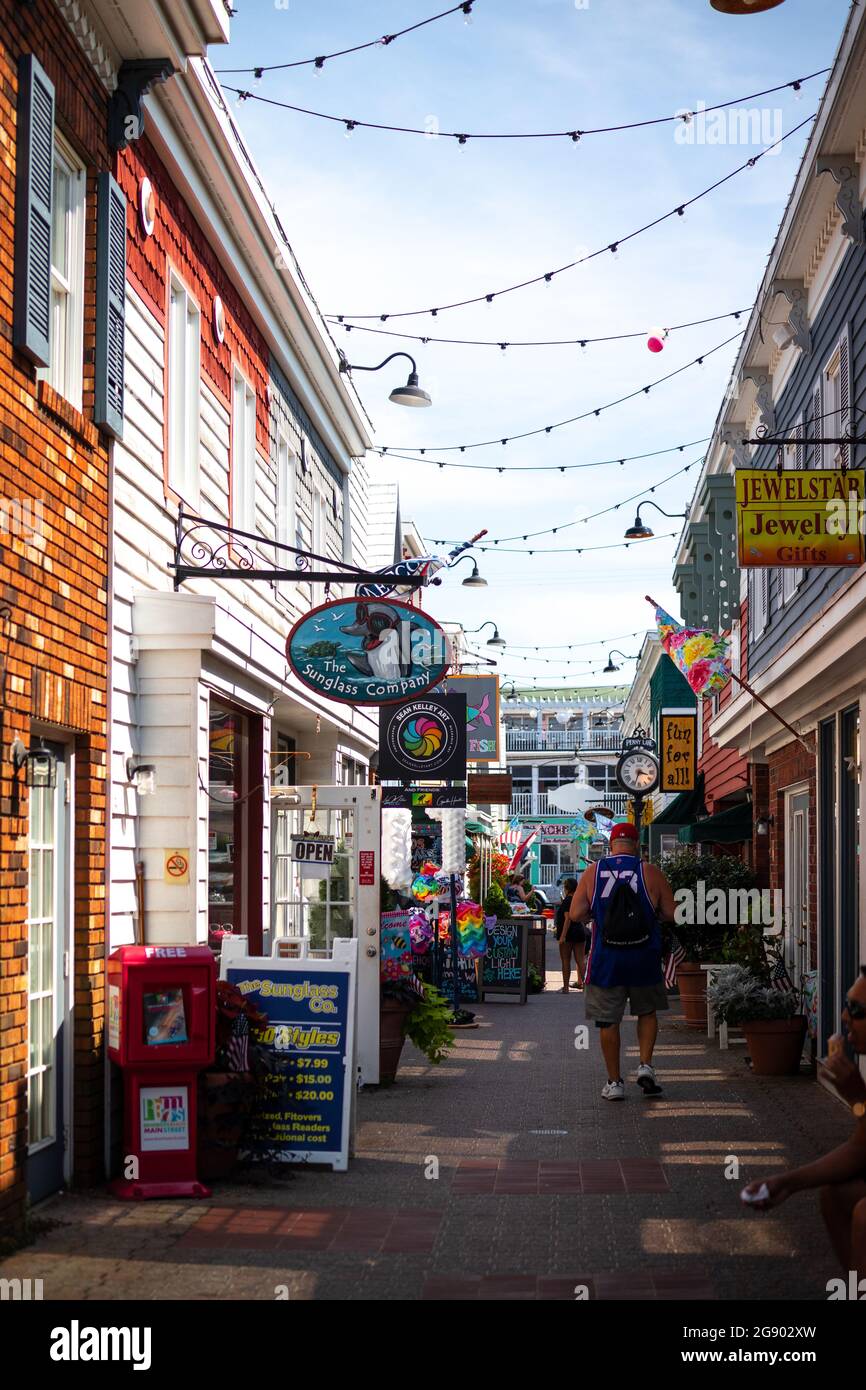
[107,944,216,1200]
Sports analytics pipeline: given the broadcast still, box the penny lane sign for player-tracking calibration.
[286,598,451,706]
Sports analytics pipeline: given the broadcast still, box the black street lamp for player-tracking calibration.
[450,556,488,588]
[466,620,506,650]
[338,350,432,407]
[604,650,640,673]
[624,499,687,540]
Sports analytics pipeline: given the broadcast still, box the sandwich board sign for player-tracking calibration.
[222,939,357,1171]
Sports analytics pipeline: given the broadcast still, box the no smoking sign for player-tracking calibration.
[163,849,190,885]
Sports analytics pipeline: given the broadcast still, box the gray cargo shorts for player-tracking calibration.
[584,981,669,1025]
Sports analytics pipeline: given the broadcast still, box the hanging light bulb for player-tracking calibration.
[647,327,669,354]
[252,67,263,87]
[462,1,474,24]
[344,120,356,140]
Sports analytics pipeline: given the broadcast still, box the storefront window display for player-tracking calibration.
[208,700,263,950]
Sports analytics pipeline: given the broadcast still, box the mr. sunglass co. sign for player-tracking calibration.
[286,598,451,706]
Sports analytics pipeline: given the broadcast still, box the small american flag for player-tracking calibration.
[498,817,523,855]
[664,932,687,989]
[508,825,539,872]
[227,1014,251,1072]
[768,952,796,994]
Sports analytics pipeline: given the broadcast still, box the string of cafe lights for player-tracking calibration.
[458,529,680,558]
[216,2,478,75]
[433,456,700,546]
[226,69,826,148]
[325,113,815,322]
[330,305,750,352]
[380,331,742,454]
[384,436,710,473]
[506,630,647,651]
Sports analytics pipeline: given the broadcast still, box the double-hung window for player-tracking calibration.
[823,330,851,468]
[167,276,201,502]
[47,136,85,409]
[232,370,256,533]
[276,432,300,597]
[749,567,770,640]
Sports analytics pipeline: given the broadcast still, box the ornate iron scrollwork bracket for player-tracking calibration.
[171,506,425,592]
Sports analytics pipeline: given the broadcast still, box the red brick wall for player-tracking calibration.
[0,0,111,1236]
[765,740,817,965]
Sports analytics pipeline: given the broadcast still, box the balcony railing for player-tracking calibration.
[504,728,622,753]
[509,790,628,819]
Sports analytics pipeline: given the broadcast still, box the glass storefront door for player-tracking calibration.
[26,742,69,1203]
[272,805,354,955]
[208,699,264,951]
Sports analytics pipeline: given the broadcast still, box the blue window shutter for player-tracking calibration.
[95,172,126,438]
[14,54,54,367]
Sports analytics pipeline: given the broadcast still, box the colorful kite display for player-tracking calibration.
[649,600,730,698]
[454,901,487,958]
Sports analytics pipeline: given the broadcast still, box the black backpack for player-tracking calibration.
[602,877,652,949]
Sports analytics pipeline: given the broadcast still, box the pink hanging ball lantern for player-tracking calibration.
[647,327,668,354]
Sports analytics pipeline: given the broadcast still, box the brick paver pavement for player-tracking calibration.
[0,936,853,1300]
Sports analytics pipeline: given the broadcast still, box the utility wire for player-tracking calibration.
[381,437,711,472]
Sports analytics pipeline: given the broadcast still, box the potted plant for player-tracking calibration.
[198,979,270,1179]
[658,850,759,1028]
[379,974,455,1082]
[707,965,808,1075]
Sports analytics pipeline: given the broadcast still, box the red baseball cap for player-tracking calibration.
[609,821,639,844]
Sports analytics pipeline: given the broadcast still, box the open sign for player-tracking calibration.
[291,836,337,879]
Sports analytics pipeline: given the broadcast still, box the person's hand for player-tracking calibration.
[741,1175,793,1210]
[818,1051,866,1107]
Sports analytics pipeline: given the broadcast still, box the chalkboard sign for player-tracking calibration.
[482,919,529,1004]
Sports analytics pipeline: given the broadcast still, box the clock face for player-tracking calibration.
[618,751,659,793]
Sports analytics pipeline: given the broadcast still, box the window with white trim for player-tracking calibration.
[749,567,769,640]
[232,369,256,533]
[823,329,851,469]
[276,432,301,597]
[167,276,201,502]
[45,136,86,409]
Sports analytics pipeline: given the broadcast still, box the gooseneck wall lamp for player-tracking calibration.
[450,555,488,588]
[467,620,506,650]
[604,650,640,673]
[624,499,688,540]
[338,350,432,407]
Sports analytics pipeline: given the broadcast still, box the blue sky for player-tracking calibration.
[216,0,851,688]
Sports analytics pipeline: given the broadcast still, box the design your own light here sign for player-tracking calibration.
[736,468,866,567]
[291,835,336,880]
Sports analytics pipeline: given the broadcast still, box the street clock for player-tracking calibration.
[616,748,660,797]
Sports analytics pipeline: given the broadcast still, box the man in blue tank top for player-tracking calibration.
[567,821,676,1101]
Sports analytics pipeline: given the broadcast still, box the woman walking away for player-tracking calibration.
[555,877,585,992]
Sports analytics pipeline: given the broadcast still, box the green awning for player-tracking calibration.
[653,774,705,826]
[678,800,752,846]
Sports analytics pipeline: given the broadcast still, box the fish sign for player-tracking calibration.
[286,598,451,707]
[437,673,500,762]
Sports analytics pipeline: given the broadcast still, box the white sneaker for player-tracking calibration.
[602,1079,625,1101]
[636,1063,663,1096]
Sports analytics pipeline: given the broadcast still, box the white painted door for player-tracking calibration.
[26,743,71,1203]
[271,785,381,1084]
[785,787,810,986]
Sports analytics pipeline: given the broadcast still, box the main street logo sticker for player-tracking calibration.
[140,1087,189,1152]
[286,597,451,706]
[378,694,467,781]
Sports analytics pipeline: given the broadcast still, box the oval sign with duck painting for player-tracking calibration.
[286,598,452,706]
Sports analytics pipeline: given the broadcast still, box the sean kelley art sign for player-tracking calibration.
[736,468,866,568]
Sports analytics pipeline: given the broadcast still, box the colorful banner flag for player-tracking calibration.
[651,603,730,699]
